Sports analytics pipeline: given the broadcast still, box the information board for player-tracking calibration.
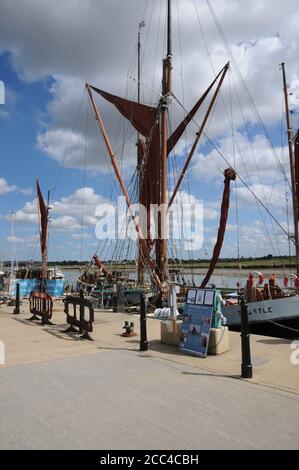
[179,288,215,358]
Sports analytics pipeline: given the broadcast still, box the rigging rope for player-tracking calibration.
[206,0,291,192]
[171,92,297,248]
[80,98,89,262]
[193,0,285,262]
[51,87,86,198]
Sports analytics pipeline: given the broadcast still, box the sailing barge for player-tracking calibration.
[76,1,299,337]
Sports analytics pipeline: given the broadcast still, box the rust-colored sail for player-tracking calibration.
[89,86,158,137]
[88,64,229,286]
[200,168,236,288]
[36,180,48,281]
[167,63,229,155]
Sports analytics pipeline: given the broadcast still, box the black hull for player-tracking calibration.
[229,316,299,340]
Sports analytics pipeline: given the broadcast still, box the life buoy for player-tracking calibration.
[287,274,299,289]
[248,271,265,285]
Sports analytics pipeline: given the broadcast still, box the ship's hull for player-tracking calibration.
[224,295,299,339]
[9,278,65,297]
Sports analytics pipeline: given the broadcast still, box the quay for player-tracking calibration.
[0,300,298,450]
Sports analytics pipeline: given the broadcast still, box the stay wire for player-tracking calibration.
[171,92,297,247]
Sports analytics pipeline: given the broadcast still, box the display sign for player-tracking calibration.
[180,288,215,358]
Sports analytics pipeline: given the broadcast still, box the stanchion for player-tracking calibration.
[140,294,148,351]
[13,282,20,315]
[240,295,253,379]
[112,283,118,312]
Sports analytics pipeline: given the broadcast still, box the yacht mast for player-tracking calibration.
[281,63,299,275]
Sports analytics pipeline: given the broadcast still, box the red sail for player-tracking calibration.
[200,168,236,288]
[89,86,158,137]
[36,180,48,280]
[295,129,299,218]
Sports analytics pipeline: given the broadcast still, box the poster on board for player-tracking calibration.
[180,288,215,358]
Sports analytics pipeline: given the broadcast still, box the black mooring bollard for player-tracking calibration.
[240,295,253,379]
[112,283,118,313]
[13,282,20,315]
[140,294,148,351]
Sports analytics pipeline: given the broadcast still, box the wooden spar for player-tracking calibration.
[93,254,113,280]
[86,83,161,290]
[168,62,229,210]
[137,20,145,285]
[281,63,299,275]
[157,0,173,283]
[167,0,173,93]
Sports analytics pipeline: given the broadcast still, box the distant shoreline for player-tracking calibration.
[55,257,296,271]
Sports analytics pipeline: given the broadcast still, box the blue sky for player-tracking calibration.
[0,0,298,264]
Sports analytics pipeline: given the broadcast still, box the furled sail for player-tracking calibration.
[36,179,48,280]
[200,168,236,288]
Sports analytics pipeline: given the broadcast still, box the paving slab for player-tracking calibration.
[1,301,298,395]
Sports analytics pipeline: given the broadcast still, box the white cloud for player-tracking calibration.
[71,232,92,240]
[236,183,287,209]
[8,187,113,232]
[0,0,298,172]
[0,178,17,194]
[6,235,24,243]
[192,131,289,186]
[0,178,33,196]
[290,79,299,108]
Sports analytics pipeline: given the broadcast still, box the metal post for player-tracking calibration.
[169,284,177,318]
[140,294,148,351]
[13,282,20,315]
[112,283,118,313]
[240,295,253,379]
[79,289,84,333]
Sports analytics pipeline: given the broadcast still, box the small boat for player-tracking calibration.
[9,181,65,298]
[9,266,65,298]
[77,255,155,307]
[223,272,299,339]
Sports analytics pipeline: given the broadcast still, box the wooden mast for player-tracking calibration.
[137,20,145,285]
[86,83,162,290]
[281,63,299,275]
[158,0,172,285]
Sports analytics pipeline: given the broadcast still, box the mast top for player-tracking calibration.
[163,0,173,97]
[167,0,172,59]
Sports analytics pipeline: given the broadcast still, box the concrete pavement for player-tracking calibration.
[0,350,298,450]
[0,301,299,449]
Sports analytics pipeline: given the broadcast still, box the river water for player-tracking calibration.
[62,268,292,290]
